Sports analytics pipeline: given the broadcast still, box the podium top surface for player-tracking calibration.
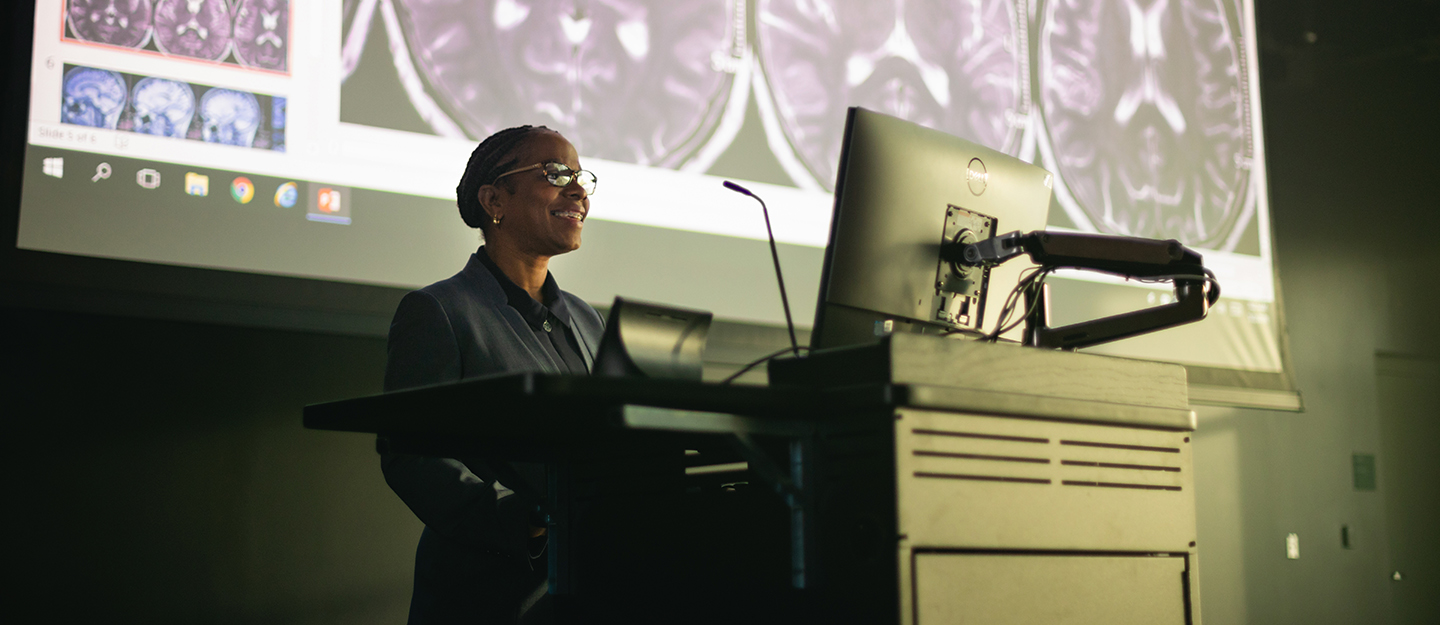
[770,334,1194,430]
[305,341,1195,457]
[303,373,833,434]
[303,373,876,459]
[771,334,1188,405]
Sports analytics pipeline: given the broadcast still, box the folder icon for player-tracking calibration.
[185,172,209,197]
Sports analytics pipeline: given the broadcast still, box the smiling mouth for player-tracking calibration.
[551,209,586,222]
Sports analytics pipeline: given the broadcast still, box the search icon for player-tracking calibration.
[92,162,112,182]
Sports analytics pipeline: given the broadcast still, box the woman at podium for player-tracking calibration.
[379,125,605,624]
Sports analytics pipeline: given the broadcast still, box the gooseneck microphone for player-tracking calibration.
[722,181,800,356]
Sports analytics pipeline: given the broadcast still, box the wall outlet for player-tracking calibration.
[1353,453,1377,490]
[1286,532,1300,559]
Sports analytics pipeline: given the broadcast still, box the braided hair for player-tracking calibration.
[455,125,553,230]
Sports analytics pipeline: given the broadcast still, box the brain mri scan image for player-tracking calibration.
[340,0,374,81]
[67,0,155,49]
[390,0,743,167]
[200,88,261,147]
[130,77,196,138]
[1038,0,1253,250]
[233,0,288,71]
[153,0,234,61]
[62,66,128,129]
[756,0,1029,190]
[270,97,287,148]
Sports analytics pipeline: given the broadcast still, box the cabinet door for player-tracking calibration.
[914,553,1189,624]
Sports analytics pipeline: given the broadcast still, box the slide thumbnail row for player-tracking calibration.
[62,63,286,151]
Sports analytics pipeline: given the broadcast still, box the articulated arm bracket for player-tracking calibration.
[942,231,1220,350]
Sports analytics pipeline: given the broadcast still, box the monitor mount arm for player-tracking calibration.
[942,231,1220,350]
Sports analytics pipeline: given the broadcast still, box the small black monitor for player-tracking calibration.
[594,297,713,381]
[811,108,1055,349]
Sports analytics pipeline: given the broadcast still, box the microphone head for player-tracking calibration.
[722,180,753,196]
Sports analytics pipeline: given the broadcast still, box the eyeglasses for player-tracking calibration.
[493,161,598,196]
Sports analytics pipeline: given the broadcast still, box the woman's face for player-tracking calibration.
[482,131,589,257]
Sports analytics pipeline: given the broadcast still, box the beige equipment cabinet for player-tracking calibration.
[770,333,1200,625]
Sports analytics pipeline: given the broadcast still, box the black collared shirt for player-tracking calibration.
[476,247,588,375]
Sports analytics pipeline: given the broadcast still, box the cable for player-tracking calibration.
[984,266,1051,342]
[984,267,1222,345]
[720,346,811,385]
[993,284,1046,339]
[991,267,1047,340]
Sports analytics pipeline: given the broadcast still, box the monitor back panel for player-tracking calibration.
[814,107,1053,348]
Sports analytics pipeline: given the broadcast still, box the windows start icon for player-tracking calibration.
[42,157,63,178]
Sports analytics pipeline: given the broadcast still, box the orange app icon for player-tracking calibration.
[306,184,351,225]
[317,188,342,213]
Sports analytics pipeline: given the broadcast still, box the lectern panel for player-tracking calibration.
[913,553,1188,624]
[895,409,1196,550]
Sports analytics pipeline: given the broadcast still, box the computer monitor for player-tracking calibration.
[594,297,713,381]
[810,108,1055,350]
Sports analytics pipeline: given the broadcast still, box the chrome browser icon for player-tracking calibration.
[274,181,298,208]
[231,177,255,204]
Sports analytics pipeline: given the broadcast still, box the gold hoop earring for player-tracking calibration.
[492,214,503,226]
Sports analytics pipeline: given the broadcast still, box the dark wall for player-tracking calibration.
[1259,0,1440,358]
[1190,1,1439,624]
[6,308,421,623]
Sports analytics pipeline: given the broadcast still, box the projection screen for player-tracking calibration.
[16,0,1295,401]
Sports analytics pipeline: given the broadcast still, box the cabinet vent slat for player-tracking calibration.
[1059,440,1180,453]
[1061,480,1182,492]
[913,429,1048,444]
[914,472,1051,485]
[914,450,1050,464]
[1060,460,1181,473]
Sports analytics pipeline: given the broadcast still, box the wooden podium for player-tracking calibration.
[305,334,1199,624]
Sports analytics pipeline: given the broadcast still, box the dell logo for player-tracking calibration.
[966,158,987,195]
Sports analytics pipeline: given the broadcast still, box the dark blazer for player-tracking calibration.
[381,249,604,624]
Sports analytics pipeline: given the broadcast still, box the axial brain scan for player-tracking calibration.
[232,0,288,71]
[1038,0,1252,250]
[153,0,234,61]
[391,0,740,167]
[200,88,261,147]
[131,77,196,138]
[67,0,154,49]
[756,0,1028,190]
[62,66,128,129]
